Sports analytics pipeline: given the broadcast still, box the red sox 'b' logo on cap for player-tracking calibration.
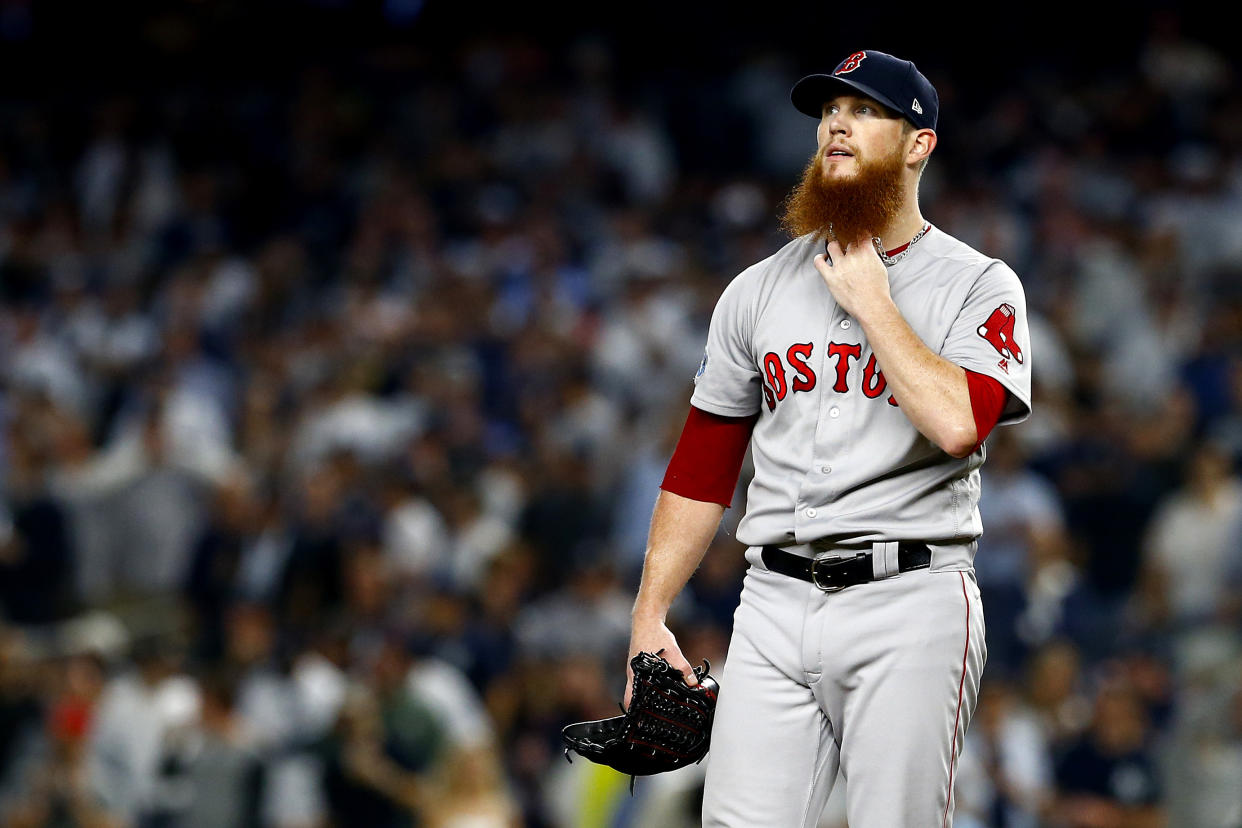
[977,304,1023,364]
[835,52,867,75]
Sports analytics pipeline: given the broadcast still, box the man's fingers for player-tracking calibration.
[650,647,699,687]
[825,240,843,260]
[846,235,880,257]
[668,653,698,686]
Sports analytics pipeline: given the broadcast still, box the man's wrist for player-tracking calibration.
[854,294,899,330]
[632,602,669,624]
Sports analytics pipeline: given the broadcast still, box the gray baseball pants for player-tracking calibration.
[702,546,986,827]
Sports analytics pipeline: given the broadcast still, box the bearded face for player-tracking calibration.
[779,138,908,245]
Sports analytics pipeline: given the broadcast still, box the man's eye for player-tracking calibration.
[857,106,871,115]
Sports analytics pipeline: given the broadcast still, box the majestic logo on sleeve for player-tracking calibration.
[834,52,867,75]
[695,350,708,379]
[977,304,1023,372]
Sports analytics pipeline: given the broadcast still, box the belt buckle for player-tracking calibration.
[810,555,845,592]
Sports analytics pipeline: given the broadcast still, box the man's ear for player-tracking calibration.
[909,129,937,165]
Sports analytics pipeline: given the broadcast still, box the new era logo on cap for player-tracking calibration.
[790,49,939,131]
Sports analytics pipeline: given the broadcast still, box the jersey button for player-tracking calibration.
[829,406,840,418]
[840,319,851,329]
[805,508,818,518]
[821,465,832,474]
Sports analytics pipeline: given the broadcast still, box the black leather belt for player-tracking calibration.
[761,542,932,592]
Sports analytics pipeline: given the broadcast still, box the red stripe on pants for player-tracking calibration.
[943,571,970,828]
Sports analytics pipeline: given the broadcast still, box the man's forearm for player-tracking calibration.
[633,490,726,621]
[813,241,978,458]
[858,299,976,457]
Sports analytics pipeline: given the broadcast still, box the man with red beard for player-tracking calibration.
[624,50,1032,826]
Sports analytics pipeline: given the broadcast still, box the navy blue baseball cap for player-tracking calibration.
[791,50,938,131]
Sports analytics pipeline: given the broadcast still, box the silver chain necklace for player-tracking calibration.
[872,223,931,266]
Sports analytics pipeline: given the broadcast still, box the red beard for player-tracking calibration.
[779,143,907,246]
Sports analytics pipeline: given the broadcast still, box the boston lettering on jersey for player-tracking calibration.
[760,341,898,411]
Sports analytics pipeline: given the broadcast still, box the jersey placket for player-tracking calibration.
[794,302,856,543]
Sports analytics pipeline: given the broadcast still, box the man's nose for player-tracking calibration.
[826,110,850,136]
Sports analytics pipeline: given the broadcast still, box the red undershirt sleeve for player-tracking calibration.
[966,370,1008,451]
[660,406,758,507]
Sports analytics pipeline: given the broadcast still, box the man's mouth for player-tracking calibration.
[824,145,855,159]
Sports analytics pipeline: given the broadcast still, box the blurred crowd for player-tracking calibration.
[4,5,1242,827]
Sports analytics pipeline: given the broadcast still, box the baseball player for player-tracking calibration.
[625,50,1032,826]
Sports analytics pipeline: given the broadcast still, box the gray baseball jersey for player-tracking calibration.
[691,226,1031,555]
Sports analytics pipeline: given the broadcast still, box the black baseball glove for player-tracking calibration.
[561,650,719,787]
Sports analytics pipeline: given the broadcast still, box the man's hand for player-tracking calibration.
[625,618,697,709]
[813,236,893,322]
